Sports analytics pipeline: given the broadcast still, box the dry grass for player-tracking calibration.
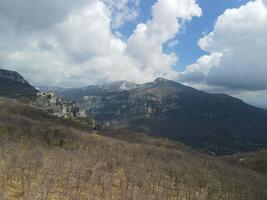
[0,97,266,200]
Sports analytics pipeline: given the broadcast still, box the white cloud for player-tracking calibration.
[0,0,90,30]
[167,39,179,48]
[181,0,267,91]
[231,90,267,108]
[127,0,202,80]
[103,0,140,28]
[179,52,222,83]
[0,0,201,87]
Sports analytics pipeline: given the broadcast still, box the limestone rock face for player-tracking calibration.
[33,92,86,119]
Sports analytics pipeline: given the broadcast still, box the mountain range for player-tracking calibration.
[0,68,266,199]
[41,77,267,155]
[1,68,267,155]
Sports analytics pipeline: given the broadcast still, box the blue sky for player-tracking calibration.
[0,0,267,107]
[116,0,250,70]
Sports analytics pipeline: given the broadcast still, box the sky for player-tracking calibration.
[0,0,267,108]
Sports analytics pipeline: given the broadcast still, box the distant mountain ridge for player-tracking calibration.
[0,68,38,97]
[89,80,138,92]
[2,68,265,155]
[0,68,29,84]
[45,78,267,155]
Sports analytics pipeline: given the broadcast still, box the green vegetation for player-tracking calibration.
[0,97,266,199]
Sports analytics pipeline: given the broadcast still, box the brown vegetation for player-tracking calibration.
[0,97,266,200]
[223,150,267,175]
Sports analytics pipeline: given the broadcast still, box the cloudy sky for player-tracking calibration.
[0,0,267,107]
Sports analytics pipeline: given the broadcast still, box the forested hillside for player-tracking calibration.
[0,97,266,200]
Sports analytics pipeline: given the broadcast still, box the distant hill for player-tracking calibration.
[48,78,267,155]
[0,68,38,97]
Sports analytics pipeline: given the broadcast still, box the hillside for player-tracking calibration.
[0,69,38,97]
[0,97,266,199]
[223,150,267,175]
[49,78,267,155]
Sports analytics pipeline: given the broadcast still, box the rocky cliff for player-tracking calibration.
[33,92,87,119]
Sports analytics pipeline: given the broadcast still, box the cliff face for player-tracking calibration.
[33,92,87,119]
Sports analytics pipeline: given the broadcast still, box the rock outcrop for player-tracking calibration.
[33,92,86,119]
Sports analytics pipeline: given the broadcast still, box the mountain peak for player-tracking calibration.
[153,77,171,83]
[99,80,138,91]
[150,77,194,92]
[152,77,185,87]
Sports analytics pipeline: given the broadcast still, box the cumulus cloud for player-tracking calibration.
[179,52,222,83]
[103,0,140,28]
[0,0,90,30]
[127,0,202,79]
[0,0,201,87]
[181,0,267,91]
